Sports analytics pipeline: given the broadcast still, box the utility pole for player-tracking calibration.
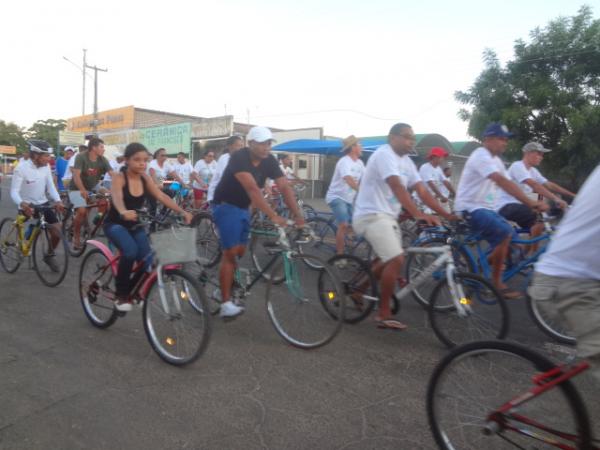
[82,49,87,115]
[85,60,108,135]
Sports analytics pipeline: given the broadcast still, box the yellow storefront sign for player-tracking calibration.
[67,106,135,133]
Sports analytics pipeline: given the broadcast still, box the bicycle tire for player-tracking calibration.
[192,212,221,268]
[266,252,344,349]
[428,272,509,348]
[297,216,337,269]
[32,226,69,287]
[62,210,90,257]
[404,238,475,309]
[0,218,22,273]
[79,248,119,328]
[427,340,593,450]
[319,254,376,324]
[526,292,576,346]
[143,268,212,366]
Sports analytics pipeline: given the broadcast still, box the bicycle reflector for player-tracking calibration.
[327,291,336,301]
[459,297,472,305]
[166,337,175,346]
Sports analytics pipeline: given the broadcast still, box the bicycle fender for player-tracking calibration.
[139,264,182,298]
[86,239,118,275]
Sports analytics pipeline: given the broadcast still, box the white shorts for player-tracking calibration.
[353,213,403,263]
[68,191,87,209]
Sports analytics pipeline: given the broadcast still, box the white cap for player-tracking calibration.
[246,126,276,143]
[64,146,75,152]
[114,151,124,158]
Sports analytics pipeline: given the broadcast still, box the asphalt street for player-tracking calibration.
[0,177,597,449]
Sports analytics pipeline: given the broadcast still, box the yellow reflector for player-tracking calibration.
[459,297,471,305]
[166,337,175,346]
[327,291,335,300]
[180,291,188,300]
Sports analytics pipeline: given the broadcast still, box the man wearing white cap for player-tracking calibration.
[212,126,305,319]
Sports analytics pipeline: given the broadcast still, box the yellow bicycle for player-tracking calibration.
[0,205,69,286]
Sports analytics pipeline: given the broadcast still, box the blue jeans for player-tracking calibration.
[104,222,153,296]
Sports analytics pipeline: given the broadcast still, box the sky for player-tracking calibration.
[1,0,597,141]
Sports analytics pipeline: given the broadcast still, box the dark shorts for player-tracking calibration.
[212,203,250,250]
[466,208,517,249]
[30,204,59,225]
[498,203,537,230]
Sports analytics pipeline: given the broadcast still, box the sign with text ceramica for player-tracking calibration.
[191,116,233,139]
[139,123,191,154]
[67,106,135,133]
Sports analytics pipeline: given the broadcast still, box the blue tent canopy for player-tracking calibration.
[273,138,385,155]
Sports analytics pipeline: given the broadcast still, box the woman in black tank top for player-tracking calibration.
[103,143,193,311]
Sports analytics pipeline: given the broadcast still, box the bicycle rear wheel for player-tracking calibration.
[427,340,592,450]
[32,226,69,287]
[192,212,221,267]
[527,293,576,345]
[62,210,90,257]
[0,218,22,273]
[79,248,119,328]
[428,272,508,348]
[143,268,211,366]
[297,216,337,269]
[266,253,344,349]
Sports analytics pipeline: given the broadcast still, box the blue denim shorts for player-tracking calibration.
[328,198,353,226]
[212,203,251,250]
[466,208,517,249]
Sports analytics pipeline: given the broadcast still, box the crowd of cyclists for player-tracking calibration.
[4,121,599,382]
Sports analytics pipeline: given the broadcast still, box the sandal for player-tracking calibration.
[500,288,523,300]
[375,318,408,331]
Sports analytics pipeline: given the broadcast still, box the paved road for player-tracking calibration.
[0,178,597,449]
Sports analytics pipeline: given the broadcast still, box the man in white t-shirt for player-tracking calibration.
[325,135,365,254]
[173,152,194,185]
[497,141,575,239]
[419,147,455,213]
[192,150,217,209]
[353,123,455,330]
[528,165,600,381]
[207,135,244,204]
[454,123,547,298]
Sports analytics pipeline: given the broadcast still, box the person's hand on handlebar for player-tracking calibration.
[120,210,138,221]
[53,201,65,214]
[270,215,288,227]
[182,211,193,225]
[555,198,568,210]
[415,211,441,227]
[20,202,34,217]
[530,200,549,213]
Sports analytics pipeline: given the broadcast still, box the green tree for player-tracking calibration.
[0,120,28,154]
[26,118,67,151]
[456,5,600,189]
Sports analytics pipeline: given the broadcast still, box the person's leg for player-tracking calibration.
[490,235,511,289]
[193,189,203,210]
[328,199,352,254]
[104,223,138,298]
[377,254,405,321]
[219,245,245,302]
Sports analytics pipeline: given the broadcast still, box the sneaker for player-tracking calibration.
[219,300,244,319]
[114,295,132,312]
[43,254,60,273]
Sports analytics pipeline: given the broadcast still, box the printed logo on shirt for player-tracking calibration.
[86,168,98,176]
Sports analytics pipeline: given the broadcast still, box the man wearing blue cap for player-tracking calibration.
[454,123,547,298]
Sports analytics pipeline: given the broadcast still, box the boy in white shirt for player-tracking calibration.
[419,147,455,212]
[325,135,365,254]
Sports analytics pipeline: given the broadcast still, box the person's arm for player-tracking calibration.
[143,174,192,223]
[235,172,286,226]
[168,169,184,184]
[71,168,88,201]
[443,179,456,197]
[522,179,568,208]
[273,176,304,226]
[10,168,24,207]
[415,182,455,220]
[426,180,445,200]
[489,173,547,211]
[343,175,359,191]
[386,176,440,225]
[544,181,576,199]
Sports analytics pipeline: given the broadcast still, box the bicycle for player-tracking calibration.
[197,223,346,349]
[78,214,211,366]
[322,242,508,348]
[427,340,599,449]
[0,204,69,287]
[63,192,111,257]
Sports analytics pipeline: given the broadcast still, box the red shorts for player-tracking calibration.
[193,188,205,200]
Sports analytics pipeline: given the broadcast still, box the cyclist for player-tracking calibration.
[325,135,365,254]
[352,123,454,330]
[104,142,193,311]
[207,135,245,205]
[212,126,304,319]
[418,147,455,213]
[528,164,600,381]
[454,123,547,299]
[192,150,217,209]
[172,152,194,186]
[496,141,575,242]
[69,137,115,251]
[10,142,65,270]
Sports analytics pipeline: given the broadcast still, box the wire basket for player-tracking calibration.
[150,226,198,265]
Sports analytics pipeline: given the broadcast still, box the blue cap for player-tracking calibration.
[482,122,514,138]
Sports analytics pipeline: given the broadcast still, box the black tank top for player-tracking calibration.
[106,172,148,228]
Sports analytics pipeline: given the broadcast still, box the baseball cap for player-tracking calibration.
[341,135,360,152]
[482,122,514,138]
[64,146,75,152]
[247,126,276,143]
[522,141,551,153]
[427,147,449,159]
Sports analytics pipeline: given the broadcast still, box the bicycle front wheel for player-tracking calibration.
[428,272,508,348]
[32,226,69,287]
[79,248,119,328]
[527,293,576,345]
[0,218,22,273]
[427,340,592,450]
[143,268,211,366]
[266,253,344,349]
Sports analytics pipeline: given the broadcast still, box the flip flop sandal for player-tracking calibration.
[375,319,408,331]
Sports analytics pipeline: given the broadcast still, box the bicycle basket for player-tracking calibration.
[150,226,198,264]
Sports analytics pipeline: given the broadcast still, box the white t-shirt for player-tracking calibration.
[207,153,230,202]
[62,154,77,181]
[193,159,217,190]
[496,160,548,209]
[279,164,295,180]
[104,159,124,182]
[419,162,447,198]
[325,155,365,204]
[10,159,60,206]
[536,165,600,279]
[148,159,174,181]
[454,147,508,212]
[173,161,194,184]
[353,144,421,219]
